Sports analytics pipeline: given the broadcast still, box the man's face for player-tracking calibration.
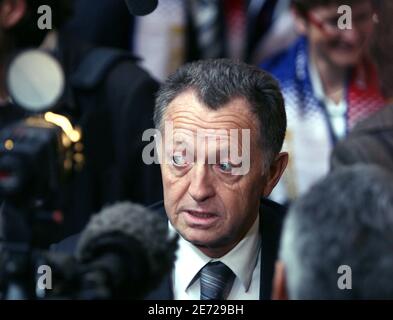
[159,90,271,257]
[305,1,375,67]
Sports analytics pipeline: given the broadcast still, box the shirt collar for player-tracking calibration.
[170,214,261,294]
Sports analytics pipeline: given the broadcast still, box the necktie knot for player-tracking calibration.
[200,261,235,300]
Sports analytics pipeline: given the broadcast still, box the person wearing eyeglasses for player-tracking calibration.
[260,0,386,204]
[331,0,393,173]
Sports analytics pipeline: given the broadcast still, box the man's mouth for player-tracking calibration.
[182,210,220,227]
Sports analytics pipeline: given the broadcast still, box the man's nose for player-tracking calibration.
[188,164,215,202]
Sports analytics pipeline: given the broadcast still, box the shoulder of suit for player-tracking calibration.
[259,198,287,239]
[260,198,287,215]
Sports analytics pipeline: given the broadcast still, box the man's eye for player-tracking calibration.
[172,154,187,166]
[218,162,233,173]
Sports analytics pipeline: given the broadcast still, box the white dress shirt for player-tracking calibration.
[170,215,261,300]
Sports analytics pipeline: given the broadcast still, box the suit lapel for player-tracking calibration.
[259,198,286,299]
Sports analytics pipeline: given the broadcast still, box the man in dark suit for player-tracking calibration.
[148,59,288,300]
[56,59,288,300]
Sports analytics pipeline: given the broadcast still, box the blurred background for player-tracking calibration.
[0,0,392,240]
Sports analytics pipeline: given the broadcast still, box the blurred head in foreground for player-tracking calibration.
[274,164,393,299]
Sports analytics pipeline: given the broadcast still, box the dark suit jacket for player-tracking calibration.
[331,105,393,172]
[54,198,286,300]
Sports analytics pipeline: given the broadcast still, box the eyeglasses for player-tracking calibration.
[307,11,376,36]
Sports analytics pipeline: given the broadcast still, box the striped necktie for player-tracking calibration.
[200,261,235,300]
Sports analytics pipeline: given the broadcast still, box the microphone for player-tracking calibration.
[75,202,177,299]
[124,0,158,16]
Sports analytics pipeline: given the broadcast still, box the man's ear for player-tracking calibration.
[272,261,289,300]
[291,6,308,35]
[0,0,26,29]
[262,152,288,197]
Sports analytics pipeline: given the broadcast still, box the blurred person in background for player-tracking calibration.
[0,0,162,239]
[331,0,393,172]
[261,0,386,204]
[62,0,132,50]
[273,164,393,299]
[128,0,297,81]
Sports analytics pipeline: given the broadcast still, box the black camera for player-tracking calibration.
[0,50,85,299]
[0,50,84,246]
[0,115,83,201]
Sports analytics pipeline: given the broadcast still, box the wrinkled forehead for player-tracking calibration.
[163,90,260,135]
[172,128,234,142]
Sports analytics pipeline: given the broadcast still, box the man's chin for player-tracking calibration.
[181,231,216,246]
[179,228,241,257]
[180,229,222,247]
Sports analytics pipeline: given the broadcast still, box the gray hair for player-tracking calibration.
[154,58,286,165]
[280,164,393,299]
